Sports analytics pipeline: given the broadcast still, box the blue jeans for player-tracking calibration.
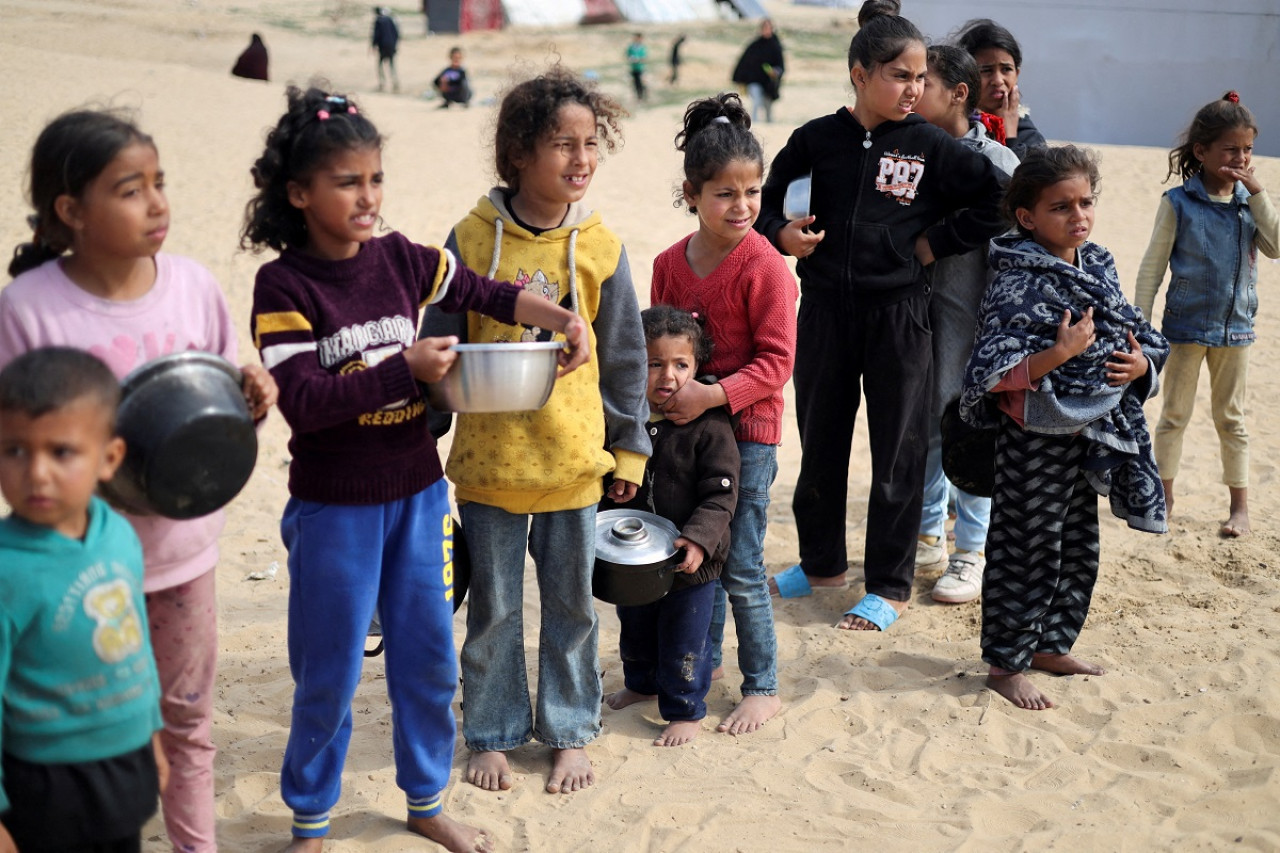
[458,503,601,751]
[617,580,716,722]
[921,428,991,553]
[707,441,779,695]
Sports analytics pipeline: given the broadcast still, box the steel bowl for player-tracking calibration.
[424,341,562,413]
[783,173,812,221]
[100,352,258,519]
[592,509,684,606]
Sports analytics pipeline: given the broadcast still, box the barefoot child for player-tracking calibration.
[0,349,167,852]
[1135,92,1279,538]
[602,306,739,747]
[243,85,588,849]
[959,145,1169,710]
[651,93,795,733]
[0,108,276,853]
[421,67,650,794]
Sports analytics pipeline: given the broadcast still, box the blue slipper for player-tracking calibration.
[842,593,902,631]
[772,564,813,598]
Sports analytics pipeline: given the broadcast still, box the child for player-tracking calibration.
[1135,92,1279,538]
[958,145,1169,710]
[953,18,1047,161]
[602,306,740,747]
[911,45,1020,602]
[433,46,472,109]
[651,92,795,734]
[0,348,166,851]
[370,6,400,93]
[243,85,588,849]
[754,15,1005,632]
[420,67,650,794]
[0,108,276,853]
[626,32,648,101]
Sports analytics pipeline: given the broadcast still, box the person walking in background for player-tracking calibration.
[371,6,401,93]
[231,33,269,81]
[732,19,784,124]
[669,34,687,85]
[627,32,648,101]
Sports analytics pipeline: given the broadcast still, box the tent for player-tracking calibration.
[424,0,503,32]
[612,0,717,22]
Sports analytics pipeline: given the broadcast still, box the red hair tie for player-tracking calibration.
[974,111,1006,146]
[1226,91,1241,103]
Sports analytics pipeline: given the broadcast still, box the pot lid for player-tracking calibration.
[595,509,680,566]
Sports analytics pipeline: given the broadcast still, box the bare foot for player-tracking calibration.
[716,693,781,735]
[986,669,1053,710]
[604,688,655,710]
[710,665,725,682]
[1221,487,1250,536]
[408,814,493,853]
[836,598,909,631]
[654,719,701,747]
[465,751,513,791]
[283,838,323,853]
[1162,478,1174,518]
[1030,653,1105,676]
[546,747,593,794]
[767,570,848,596]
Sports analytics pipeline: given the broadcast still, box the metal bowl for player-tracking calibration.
[424,341,562,413]
[783,173,812,221]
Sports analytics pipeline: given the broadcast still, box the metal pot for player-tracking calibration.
[424,341,562,413]
[592,509,684,606]
[100,352,258,519]
[451,515,469,613]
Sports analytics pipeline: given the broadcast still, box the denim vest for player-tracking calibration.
[1160,174,1259,347]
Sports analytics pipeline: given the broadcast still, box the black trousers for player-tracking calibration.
[791,290,932,600]
[981,420,1100,672]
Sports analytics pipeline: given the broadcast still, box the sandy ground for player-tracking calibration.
[2,1,1279,850]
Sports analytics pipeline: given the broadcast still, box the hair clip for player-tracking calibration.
[317,109,331,120]
[325,95,358,115]
[712,116,731,125]
[1225,91,1240,103]
[690,311,700,319]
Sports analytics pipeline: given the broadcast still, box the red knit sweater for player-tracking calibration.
[651,228,798,445]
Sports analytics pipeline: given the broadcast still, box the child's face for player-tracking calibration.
[288,145,383,260]
[512,103,598,214]
[1016,173,1096,264]
[55,142,169,261]
[646,334,696,411]
[973,47,1019,114]
[914,70,958,126]
[0,399,124,540]
[1195,127,1255,186]
[850,41,926,126]
[684,159,762,249]
[450,50,463,66]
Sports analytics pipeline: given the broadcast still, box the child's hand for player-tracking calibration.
[673,537,705,574]
[914,234,935,266]
[607,478,639,503]
[1220,162,1263,195]
[1105,331,1148,386]
[778,216,825,259]
[0,823,16,853]
[239,363,278,420]
[661,380,726,425]
[557,316,591,376]
[1054,306,1096,359]
[404,336,459,383]
[153,731,170,794]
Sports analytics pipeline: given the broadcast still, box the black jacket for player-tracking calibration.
[756,109,1006,305]
[601,410,739,589]
[732,36,784,99]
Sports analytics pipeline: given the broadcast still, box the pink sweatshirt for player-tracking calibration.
[0,255,238,591]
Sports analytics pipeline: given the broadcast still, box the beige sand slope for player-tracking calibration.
[1,1,1279,850]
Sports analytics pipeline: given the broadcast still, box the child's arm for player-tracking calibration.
[919,140,1007,263]
[674,414,740,574]
[595,249,652,498]
[1104,330,1149,387]
[239,363,278,421]
[1244,181,1280,259]
[510,290,590,375]
[1024,307,1096,382]
[153,731,170,794]
[757,129,826,258]
[1134,197,1176,319]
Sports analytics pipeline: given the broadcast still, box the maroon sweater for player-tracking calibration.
[252,232,520,504]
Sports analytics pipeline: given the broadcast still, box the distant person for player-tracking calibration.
[626,32,648,101]
[954,18,1046,161]
[371,6,401,93]
[433,46,472,109]
[858,0,901,27]
[669,34,687,85]
[732,19,784,124]
[1136,92,1280,538]
[231,32,269,81]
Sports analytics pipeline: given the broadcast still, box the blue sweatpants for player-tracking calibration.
[280,479,457,838]
[616,580,716,723]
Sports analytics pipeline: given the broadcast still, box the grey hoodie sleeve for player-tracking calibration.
[594,247,652,465]
[417,230,470,438]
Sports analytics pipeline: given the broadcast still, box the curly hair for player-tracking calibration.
[240,85,382,253]
[494,66,625,191]
[673,92,763,213]
[1167,91,1258,183]
[10,109,153,278]
[1004,144,1101,237]
[642,305,714,368]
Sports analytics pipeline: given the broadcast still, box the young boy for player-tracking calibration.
[0,347,166,850]
[433,46,472,109]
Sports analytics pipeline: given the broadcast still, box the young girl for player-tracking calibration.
[953,18,1047,161]
[0,109,277,853]
[419,67,650,795]
[601,306,740,747]
[754,15,1005,632]
[959,145,1168,710]
[911,45,1020,603]
[650,92,795,734]
[1135,92,1279,538]
[243,85,588,850]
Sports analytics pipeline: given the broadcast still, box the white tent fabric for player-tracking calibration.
[612,0,718,22]
[501,0,585,26]
[906,0,1280,156]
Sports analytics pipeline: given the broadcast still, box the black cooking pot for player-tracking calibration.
[101,352,258,519]
[940,398,997,498]
[451,516,469,613]
[592,509,684,607]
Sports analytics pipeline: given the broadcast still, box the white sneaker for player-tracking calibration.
[931,551,985,603]
[915,536,946,567]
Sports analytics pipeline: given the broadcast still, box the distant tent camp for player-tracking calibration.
[425,0,761,31]
[424,0,503,33]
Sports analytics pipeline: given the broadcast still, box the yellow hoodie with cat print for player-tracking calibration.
[422,190,650,513]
